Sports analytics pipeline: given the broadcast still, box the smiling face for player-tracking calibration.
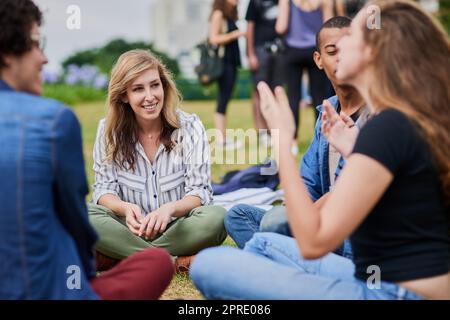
[335,12,373,87]
[124,67,165,124]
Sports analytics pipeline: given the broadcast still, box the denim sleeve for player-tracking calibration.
[52,108,98,279]
[300,116,323,202]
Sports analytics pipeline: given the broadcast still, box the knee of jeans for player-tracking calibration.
[243,232,269,253]
[260,209,289,233]
[224,204,247,233]
[243,231,288,253]
[190,247,225,288]
[225,204,253,220]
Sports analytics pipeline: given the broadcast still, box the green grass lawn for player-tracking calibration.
[72,98,315,300]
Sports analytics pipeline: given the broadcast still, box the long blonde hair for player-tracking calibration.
[105,49,181,171]
[362,0,450,202]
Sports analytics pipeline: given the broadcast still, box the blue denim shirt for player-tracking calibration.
[300,95,352,259]
[300,95,342,201]
[0,80,98,299]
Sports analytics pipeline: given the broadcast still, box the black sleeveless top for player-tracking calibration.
[223,18,241,67]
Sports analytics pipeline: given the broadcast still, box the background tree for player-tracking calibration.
[62,38,180,77]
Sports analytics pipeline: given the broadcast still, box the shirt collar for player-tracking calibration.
[316,95,339,113]
[0,79,14,92]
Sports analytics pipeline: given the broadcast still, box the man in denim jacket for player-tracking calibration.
[225,17,369,259]
[0,0,173,299]
[0,1,98,298]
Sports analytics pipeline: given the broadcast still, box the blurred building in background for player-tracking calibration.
[151,0,213,78]
[151,0,212,58]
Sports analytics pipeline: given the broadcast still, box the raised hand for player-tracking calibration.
[321,99,359,158]
[257,82,296,145]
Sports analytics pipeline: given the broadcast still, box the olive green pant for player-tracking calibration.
[87,203,227,260]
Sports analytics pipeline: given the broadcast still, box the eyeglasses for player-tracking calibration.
[30,33,46,52]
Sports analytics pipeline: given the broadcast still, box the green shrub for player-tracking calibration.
[177,69,253,101]
[437,0,450,33]
[43,69,253,104]
[43,84,107,105]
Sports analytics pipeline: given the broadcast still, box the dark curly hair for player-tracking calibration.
[0,0,42,69]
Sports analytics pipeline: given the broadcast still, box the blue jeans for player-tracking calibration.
[225,204,291,249]
[190,232,423,300]
[225,204,352,259]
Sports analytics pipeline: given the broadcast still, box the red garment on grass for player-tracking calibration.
[91,248,174,300]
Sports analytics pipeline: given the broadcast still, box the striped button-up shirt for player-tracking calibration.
[92,110,213,216]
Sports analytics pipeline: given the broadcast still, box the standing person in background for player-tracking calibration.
[276,0,333,154]
[209,0,246,150]
[335,0,367,18]
[246,0,285,145]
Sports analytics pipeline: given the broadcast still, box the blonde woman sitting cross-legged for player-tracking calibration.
[88,50,227,271]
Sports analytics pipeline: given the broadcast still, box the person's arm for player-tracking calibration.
[209,10,245,46]
[335,0,345,16]
[321,0,334,21]
[258,83,393,259]
[92,120,143,235]
[246,1,259,71]
[282,151,392,259]
[52,108,98,279]
[313,192,329,210]
[181,115,214,206]
[98,194,127,216]
[247,21,259,71]
[276,0,290,35]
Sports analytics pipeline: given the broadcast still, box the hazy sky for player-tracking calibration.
[35,0,156,72]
